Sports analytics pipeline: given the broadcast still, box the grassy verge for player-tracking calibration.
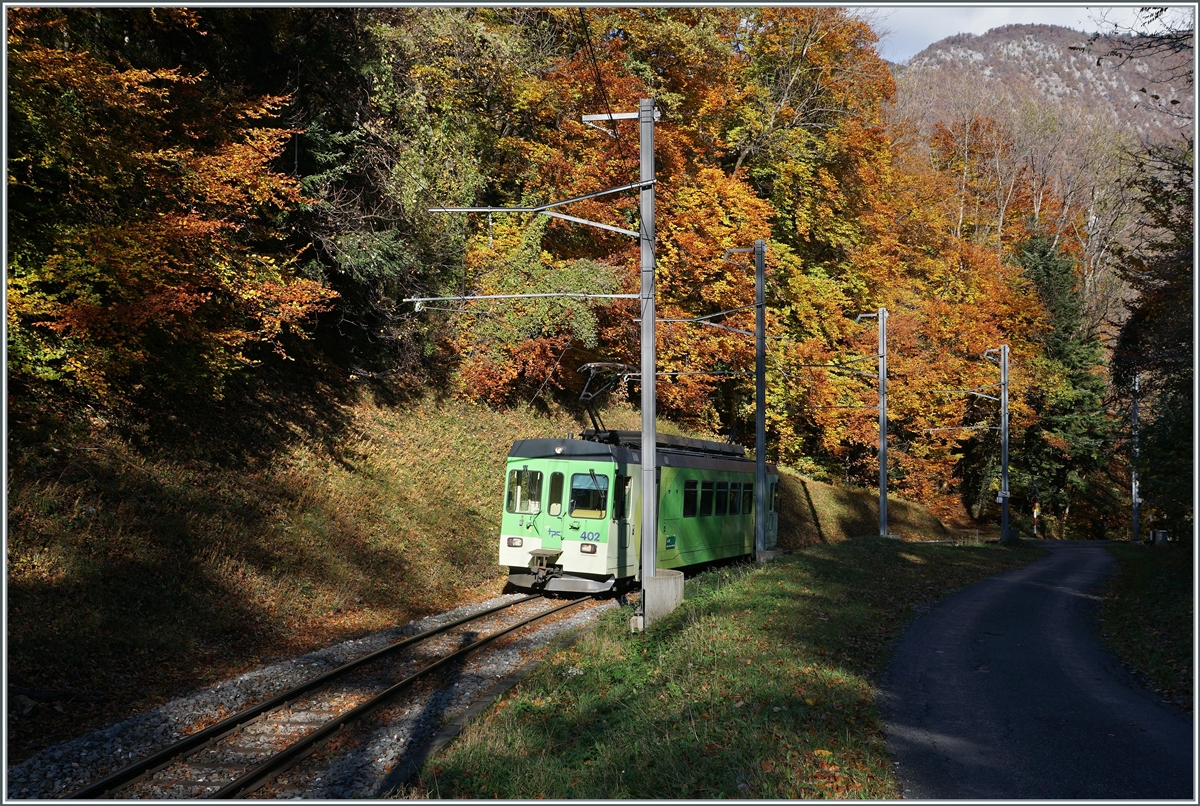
[6,394,651,760]
[776,468,949,547]
[6,387,963,766]
[1099,543,1194,712]
[400,539,1042,799]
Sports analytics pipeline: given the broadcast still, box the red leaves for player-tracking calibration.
[7,8,335,399]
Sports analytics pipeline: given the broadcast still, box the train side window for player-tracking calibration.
[743,483,754,514]
[715,481,729,515]
[613,474,631,519]
[700,481,714,517]
[547,472,564,516]
[506,468,543,514]
[729,482,741,514]
[683,480,698,517]
[569,472,609,519]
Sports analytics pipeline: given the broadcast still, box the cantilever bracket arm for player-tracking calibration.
[581,109,659,137]
[429,180,653,239]
[649,302,760,337]
[540,210,637,238]
[403,292,637,310]
[930,384,1001,402]
[720,246,754,270]
[924,425,1000,433]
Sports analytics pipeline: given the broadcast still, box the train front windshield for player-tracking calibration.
[506,468,542,514]
[568,473,608,518]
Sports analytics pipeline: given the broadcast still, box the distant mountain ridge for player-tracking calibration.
[898,23,1192,142]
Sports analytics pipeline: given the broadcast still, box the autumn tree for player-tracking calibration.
[1098,8,1195,535]
[7,8,335,406]
[892,60,1143,346]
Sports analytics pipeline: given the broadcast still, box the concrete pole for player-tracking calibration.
[1132,373,1140,543]
[878,307,888,538]
[999,344,1014,544]
[754,240,767,555]
[638,99,658,605]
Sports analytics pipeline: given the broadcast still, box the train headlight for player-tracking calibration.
[554,445,564,454]
[580,543,597,554]
[507,537,523,547]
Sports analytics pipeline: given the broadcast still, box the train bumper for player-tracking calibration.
[508,572,616,594]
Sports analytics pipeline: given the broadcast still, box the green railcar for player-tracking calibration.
[500,430,779,594]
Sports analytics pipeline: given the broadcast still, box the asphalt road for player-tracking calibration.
[879,540,1194,800]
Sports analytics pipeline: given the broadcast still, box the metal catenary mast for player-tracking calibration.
[856,309,889,537]
[414,100,678,625]
[1131,372,1140,543]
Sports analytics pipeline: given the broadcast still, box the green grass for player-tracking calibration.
[1100,543,1194,712]
[776,468,949,547]
[5,394,653,757]
[5,387,978,766]
[400,539,1042,799]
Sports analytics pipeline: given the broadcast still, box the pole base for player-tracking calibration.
[642,569,684,627]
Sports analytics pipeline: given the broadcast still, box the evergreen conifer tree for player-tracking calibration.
[1014,235,1118,537]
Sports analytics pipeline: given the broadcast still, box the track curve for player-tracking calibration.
[60,594,595,799]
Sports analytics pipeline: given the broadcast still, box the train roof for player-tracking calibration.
[508,438,636,462]
[507,436,777,475]
[580,429,746,457]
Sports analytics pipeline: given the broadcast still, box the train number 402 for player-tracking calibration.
[580,531,602,542]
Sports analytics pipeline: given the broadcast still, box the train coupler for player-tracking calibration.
[529,549,563,586]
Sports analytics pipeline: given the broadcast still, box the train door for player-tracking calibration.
[612,467,633,576]
[537,463,570,553]
[655,467,682,567]
[624,465,645,581]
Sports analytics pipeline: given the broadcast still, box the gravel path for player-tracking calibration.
[6,593,618,799]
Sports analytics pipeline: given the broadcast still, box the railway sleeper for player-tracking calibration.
[180,761,250,772]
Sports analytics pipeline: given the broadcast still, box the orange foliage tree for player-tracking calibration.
[3,6,1130,525]
[362,8,1088,520]
[7,8,335,403]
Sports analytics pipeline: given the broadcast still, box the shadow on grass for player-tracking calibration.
[122,347,360,468]
[6,444,427,679]
[4,353,475,762]
[415,539,1042,799]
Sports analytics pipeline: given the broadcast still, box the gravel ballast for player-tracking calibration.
[6,593,619,799]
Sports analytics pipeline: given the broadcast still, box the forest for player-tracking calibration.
[7,6,1194,537]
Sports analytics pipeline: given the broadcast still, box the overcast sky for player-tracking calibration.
[851,6,1156,63]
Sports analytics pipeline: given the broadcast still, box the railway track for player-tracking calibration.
[62,595,592,799]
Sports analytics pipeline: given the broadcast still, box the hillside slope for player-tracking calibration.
[7,394,947,763]
[898,23,1192,143]
[776,468,949,547]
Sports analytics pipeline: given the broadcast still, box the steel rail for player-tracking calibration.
[63,595,542,799]
[210,596,590,799]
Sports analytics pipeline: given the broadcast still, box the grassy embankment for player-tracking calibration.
[6,390,883,760]
[6,386,1001,769]
[1100,543,1194,712]
[400,539,1041,799]
[7,393,635,759]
